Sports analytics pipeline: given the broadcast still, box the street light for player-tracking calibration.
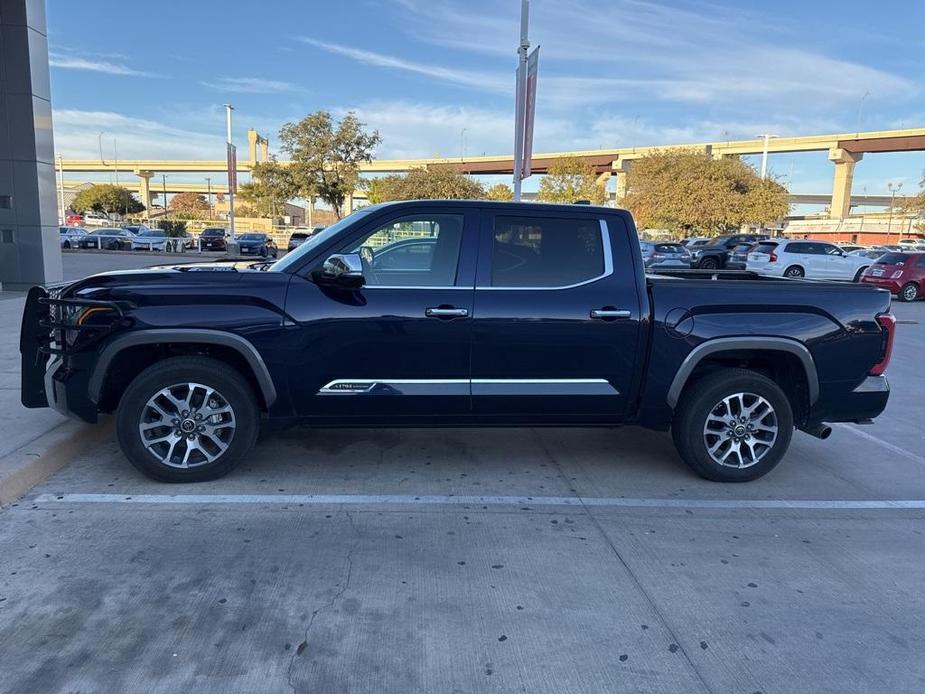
[206,177,213,220]
[887,181,903,238]
[162,174,168,219]
[857,91,870,134]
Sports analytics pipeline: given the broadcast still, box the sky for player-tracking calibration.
[46,0,925,207]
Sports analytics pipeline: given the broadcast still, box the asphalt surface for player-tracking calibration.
[1,253,924,693]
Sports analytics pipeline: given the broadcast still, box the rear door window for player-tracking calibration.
[490,216,605,288]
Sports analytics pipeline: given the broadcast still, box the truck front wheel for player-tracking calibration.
[672,369,793,482]
[116,356,260,482]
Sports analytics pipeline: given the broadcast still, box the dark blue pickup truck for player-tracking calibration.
[21,201,894,483]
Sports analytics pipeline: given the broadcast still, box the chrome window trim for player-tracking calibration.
[477,218,613,291]
[362,285,470,290]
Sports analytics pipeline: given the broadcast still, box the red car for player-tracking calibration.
[65,213,83,226]
[861,251,925,301]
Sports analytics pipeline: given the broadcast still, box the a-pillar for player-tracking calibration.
[828,148,863,219]
[135,170,154,218]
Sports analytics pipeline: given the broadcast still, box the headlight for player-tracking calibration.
[891,271,904,279]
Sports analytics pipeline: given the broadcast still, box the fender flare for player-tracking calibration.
[666,337,818,408]
[88,329,277,406]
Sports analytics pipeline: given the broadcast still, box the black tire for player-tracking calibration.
[63,240,71,249]
[116,356,260,482]
[783,265,804,279]
[898,282,919,302]
[853,266,868,282]
[698,257,719,270]
[671,368,794,482]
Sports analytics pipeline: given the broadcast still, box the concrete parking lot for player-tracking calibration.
[1,253,925,693]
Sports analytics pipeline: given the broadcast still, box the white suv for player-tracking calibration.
[747,239,873,281]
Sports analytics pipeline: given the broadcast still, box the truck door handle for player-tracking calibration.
[590,308,632,320]
[425,306,469,318]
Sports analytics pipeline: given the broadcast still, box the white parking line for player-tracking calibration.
[31,493,925,510]
[840,424,925,467]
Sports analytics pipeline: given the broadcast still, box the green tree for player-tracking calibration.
[367,168,485,203]
[238,158,297,218]
[168,191,209,214]
[72,184,144,215]
[537,157,607,205]
[279,111,381,219]
[623,151,789,234]
[485,183,514,201]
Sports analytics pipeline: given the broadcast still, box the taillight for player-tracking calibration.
[870,313,896,376]
[768,250,778,262]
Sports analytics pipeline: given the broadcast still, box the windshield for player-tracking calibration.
[201,228,225,236]
[238,234,264,241]
[139,229,165,237]
[271,205,382,272]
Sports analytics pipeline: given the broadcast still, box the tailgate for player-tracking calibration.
[20,286,50,407]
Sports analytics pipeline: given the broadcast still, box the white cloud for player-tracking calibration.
[49,53,157,77]
[53,110,224,160]
[299,38,506,92]
[200,77,304,94]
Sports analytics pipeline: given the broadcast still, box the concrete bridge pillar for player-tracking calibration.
[829,148,863,219]
[247,129,258,164]
[612,159,633,204]
[135,170,154,217]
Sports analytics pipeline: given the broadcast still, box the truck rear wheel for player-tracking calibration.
[672,369,793,482]
[116,356,259,482]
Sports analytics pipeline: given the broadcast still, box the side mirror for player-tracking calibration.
[315,252,365,288]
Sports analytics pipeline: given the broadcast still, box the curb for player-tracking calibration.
[0,418,114,507]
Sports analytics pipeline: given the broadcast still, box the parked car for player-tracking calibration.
[726,243,757,270]
[82,211,111,227]
[199,227,228,251]
[639,241,691,270]
[21,201,894,485]
[861,252,925,301]
[65,213,83,226]
[837,244,865,254]
[234,232,278,258]
[76,227,135,250]
[131,227,169,251]
[287,226,326,252]
[59,226,87,249]
[849,248,887,261]
[682,237,711,248]
[691,233,770,269]
[746,239,872,281]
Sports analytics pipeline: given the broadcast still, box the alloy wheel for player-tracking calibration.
[702,392,778,469]
[138,382,236,468]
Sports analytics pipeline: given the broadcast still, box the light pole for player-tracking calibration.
[757,134,774,179]
[857,91,870,134]
[512,0,529,201]
[460,128,467,160]
[57,154,65,225]
[162,174,168,218]
[225,104,236,240]
[206,177,213,219]
[887,181,903,239]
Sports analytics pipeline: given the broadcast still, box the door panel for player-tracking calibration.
[283,208,478,418]
[470,211,643,420]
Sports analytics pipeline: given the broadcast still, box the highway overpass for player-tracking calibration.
[58,127,925,220]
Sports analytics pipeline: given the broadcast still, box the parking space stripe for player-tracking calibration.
[31,492,925,509]
[841,424,925,467]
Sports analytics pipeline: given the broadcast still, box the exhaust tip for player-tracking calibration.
[803,424,832,440]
